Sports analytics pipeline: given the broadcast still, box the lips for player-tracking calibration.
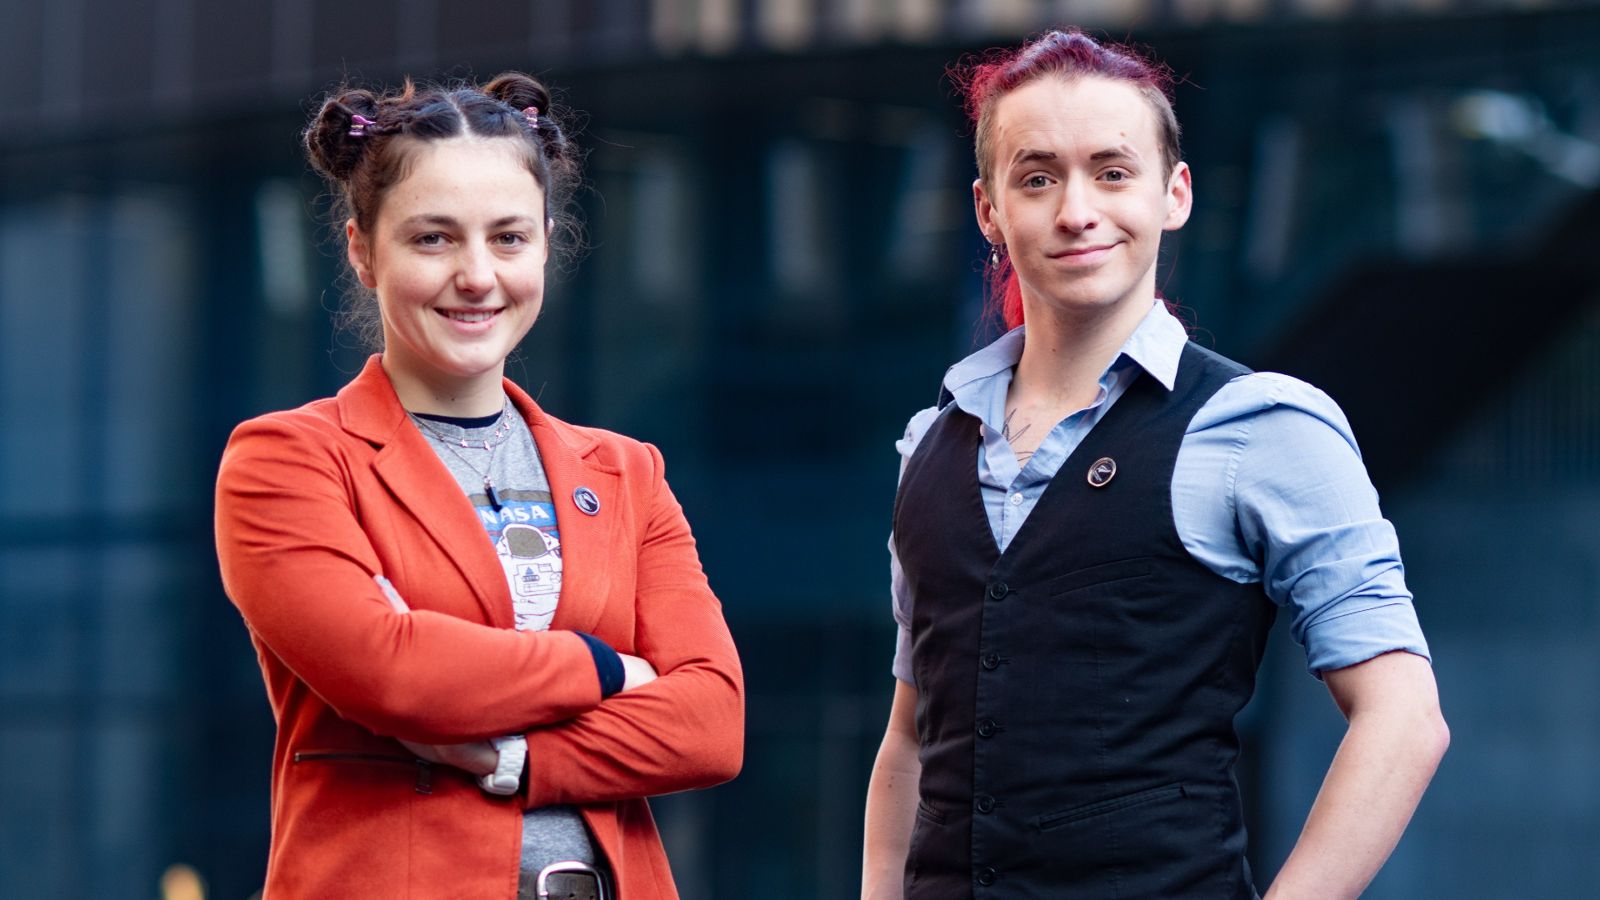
[1051,243,1117,258]
[437,308,501,323]
[1049,243,1118,266]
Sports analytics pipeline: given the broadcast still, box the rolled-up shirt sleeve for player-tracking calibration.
[890,538,917,684]
[1179,373,1430,678]
[888,406,941,685]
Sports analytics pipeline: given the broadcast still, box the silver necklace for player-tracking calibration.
[409,400,515,510]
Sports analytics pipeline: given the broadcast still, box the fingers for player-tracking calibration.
[618,653,660,691]
[398,739,498,776]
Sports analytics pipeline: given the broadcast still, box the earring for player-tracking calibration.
[989,244,1005,267]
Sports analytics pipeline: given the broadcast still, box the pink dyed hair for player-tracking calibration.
[951,29,1182,331]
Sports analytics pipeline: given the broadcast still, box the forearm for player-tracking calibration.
[862,680,921,900]
[520,659,744,806]
[403,651,640,791]
[1267,658,1449,899]
[255,599,603,742]
[862,737,920,900]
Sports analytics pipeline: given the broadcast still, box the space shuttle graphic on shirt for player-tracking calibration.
[496,522,563,631]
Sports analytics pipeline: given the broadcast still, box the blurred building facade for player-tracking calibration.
[2,1,1599,897]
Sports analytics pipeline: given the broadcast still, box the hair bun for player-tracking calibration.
[483,73,551,120]
[304,89,382,182]
[484,72,571,164]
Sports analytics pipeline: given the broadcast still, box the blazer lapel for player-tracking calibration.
[339,357,513,627]
[510,382,619,638]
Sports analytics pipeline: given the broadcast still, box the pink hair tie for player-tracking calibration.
[522,106,539,128]
[348,114,377,137]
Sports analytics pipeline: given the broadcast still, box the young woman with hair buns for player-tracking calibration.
[215,73,743,900]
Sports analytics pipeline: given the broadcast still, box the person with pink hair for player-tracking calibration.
[862,29,1447,900]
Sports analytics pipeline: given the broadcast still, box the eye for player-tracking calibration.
[1023,174,1053,190]
[493,232,529,247]
[1101,169,1130,184]
[413,232,446,247]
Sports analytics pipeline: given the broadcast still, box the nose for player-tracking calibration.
[1055,175,1100,234]
[454,244,495,297]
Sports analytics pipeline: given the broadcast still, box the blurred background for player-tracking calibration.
[2,0,1598,897]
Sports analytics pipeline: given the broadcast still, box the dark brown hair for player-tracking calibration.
[303,72,583,348]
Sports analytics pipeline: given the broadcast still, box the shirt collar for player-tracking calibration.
[1120,300,1186,391]
[941,300,1188,402]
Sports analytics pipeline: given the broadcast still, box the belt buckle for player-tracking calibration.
[536,860,610,900]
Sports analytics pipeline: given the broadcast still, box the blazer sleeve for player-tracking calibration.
[520,443,744,806]
[215,414,603,743]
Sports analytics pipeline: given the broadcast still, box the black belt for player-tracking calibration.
[537,861,611,900]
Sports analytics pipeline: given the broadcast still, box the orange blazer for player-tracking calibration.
[215,356,744,899]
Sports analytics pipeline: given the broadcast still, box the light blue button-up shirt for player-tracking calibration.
[890,301,1430,681]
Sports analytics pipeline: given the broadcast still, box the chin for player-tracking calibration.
[1031,289,1124,316]
[1057,276,1146,309]
[430,350,509,379]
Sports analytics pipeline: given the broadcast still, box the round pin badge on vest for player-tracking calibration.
[1087,457,1117,488]
[572,486,601,516]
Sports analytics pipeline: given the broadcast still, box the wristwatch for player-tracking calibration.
[480,735,527,796]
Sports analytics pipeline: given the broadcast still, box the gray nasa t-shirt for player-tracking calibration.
[410,404,597,893]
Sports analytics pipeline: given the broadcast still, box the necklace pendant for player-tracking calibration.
[458,438,469,448]
[485,480,502,510]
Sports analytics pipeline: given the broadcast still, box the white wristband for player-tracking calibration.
[479,735,526,796]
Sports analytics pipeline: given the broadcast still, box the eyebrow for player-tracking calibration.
[1008,144,1144,168]
[1088,145,1142,164]
[1010,148,1057,166]
[397,214,539,229]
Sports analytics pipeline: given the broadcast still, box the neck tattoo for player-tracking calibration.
[1003,407,1036,463]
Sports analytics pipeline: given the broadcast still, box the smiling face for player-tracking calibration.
[347,135,549,412]
[974,75,1191,327]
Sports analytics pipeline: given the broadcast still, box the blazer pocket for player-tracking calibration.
[293,750,436,794]
[293,750,416,764]
[1045,557,1153,597]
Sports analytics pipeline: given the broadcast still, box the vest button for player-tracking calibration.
[981,653,1000,670]
[975,794,995,814]
[987,582,1008,600]
[976,866,997,886]
[976,718,998,738]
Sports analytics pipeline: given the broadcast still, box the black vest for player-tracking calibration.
[893,343,1275,899]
